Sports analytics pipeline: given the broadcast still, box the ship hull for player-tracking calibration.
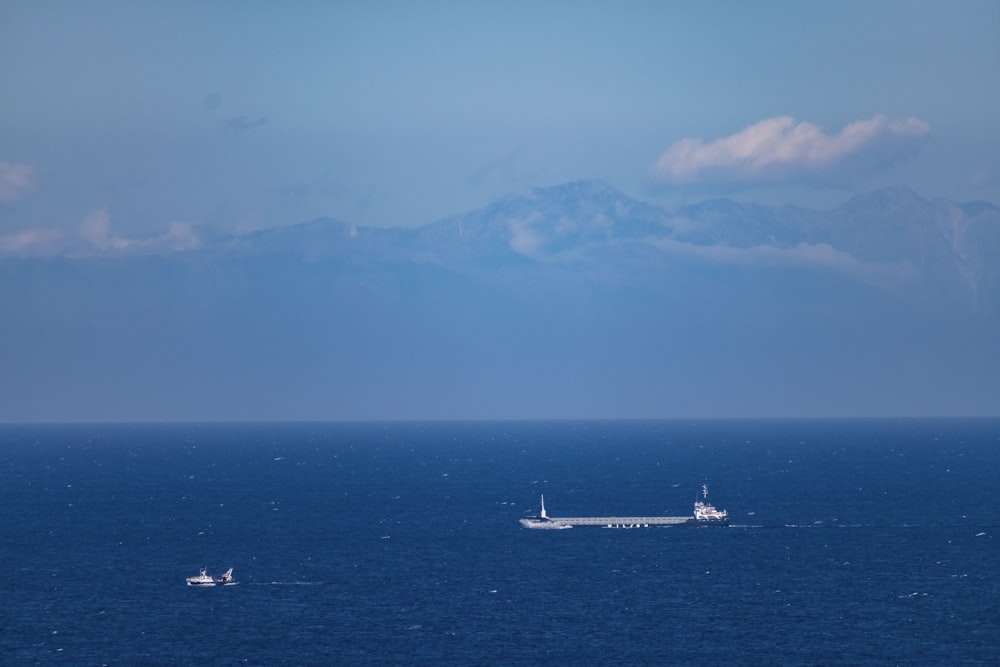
[684,518,729,526]
[519,518,572,529]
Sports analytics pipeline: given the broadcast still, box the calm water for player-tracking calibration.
[1,419,997,665]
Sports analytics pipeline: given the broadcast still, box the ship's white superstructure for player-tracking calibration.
[186,568,216,586]
[693,484,728,523]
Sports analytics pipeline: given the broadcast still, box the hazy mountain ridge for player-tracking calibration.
[263,181,996,298]
[5,180,997,310]
[3,182,998,421]
[3,181,998,317]
[422,181,999,310]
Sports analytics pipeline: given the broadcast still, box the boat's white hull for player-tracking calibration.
[519,518,572,529]
[186,567,236,586]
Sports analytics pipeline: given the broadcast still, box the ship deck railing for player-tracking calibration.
[546,515,692,526]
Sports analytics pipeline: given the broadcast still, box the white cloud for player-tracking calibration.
[507,214,544,255]
[79,209,119,250]
[160,221,201,251]
[0,227,65,254]
[1,209,200,257]
[652,115,930,185]
[79,209,201,254]
[646,237,918,288]
[0,162,36,203]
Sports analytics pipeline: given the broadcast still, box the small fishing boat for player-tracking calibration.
[186,567,236,586]
[186,568,216,587]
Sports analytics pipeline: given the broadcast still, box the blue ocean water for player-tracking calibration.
[1,419,997,665]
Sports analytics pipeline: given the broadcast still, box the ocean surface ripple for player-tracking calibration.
[1,419,997,665]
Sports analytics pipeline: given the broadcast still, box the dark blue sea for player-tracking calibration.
[1,419,998,665]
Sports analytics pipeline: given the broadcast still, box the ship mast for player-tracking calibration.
[540,495,548,519]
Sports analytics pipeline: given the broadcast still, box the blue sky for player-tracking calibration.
[2,1,999,422]
[2,0,999,249]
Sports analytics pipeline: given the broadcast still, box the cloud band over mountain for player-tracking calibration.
[0,162,36,203]
[0,209,200,256]
[651,115,930,186]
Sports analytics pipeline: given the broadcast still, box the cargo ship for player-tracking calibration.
[520,485,728,528]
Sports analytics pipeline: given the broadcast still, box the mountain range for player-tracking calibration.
[2,181,998,421]
[202,180,999,312]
